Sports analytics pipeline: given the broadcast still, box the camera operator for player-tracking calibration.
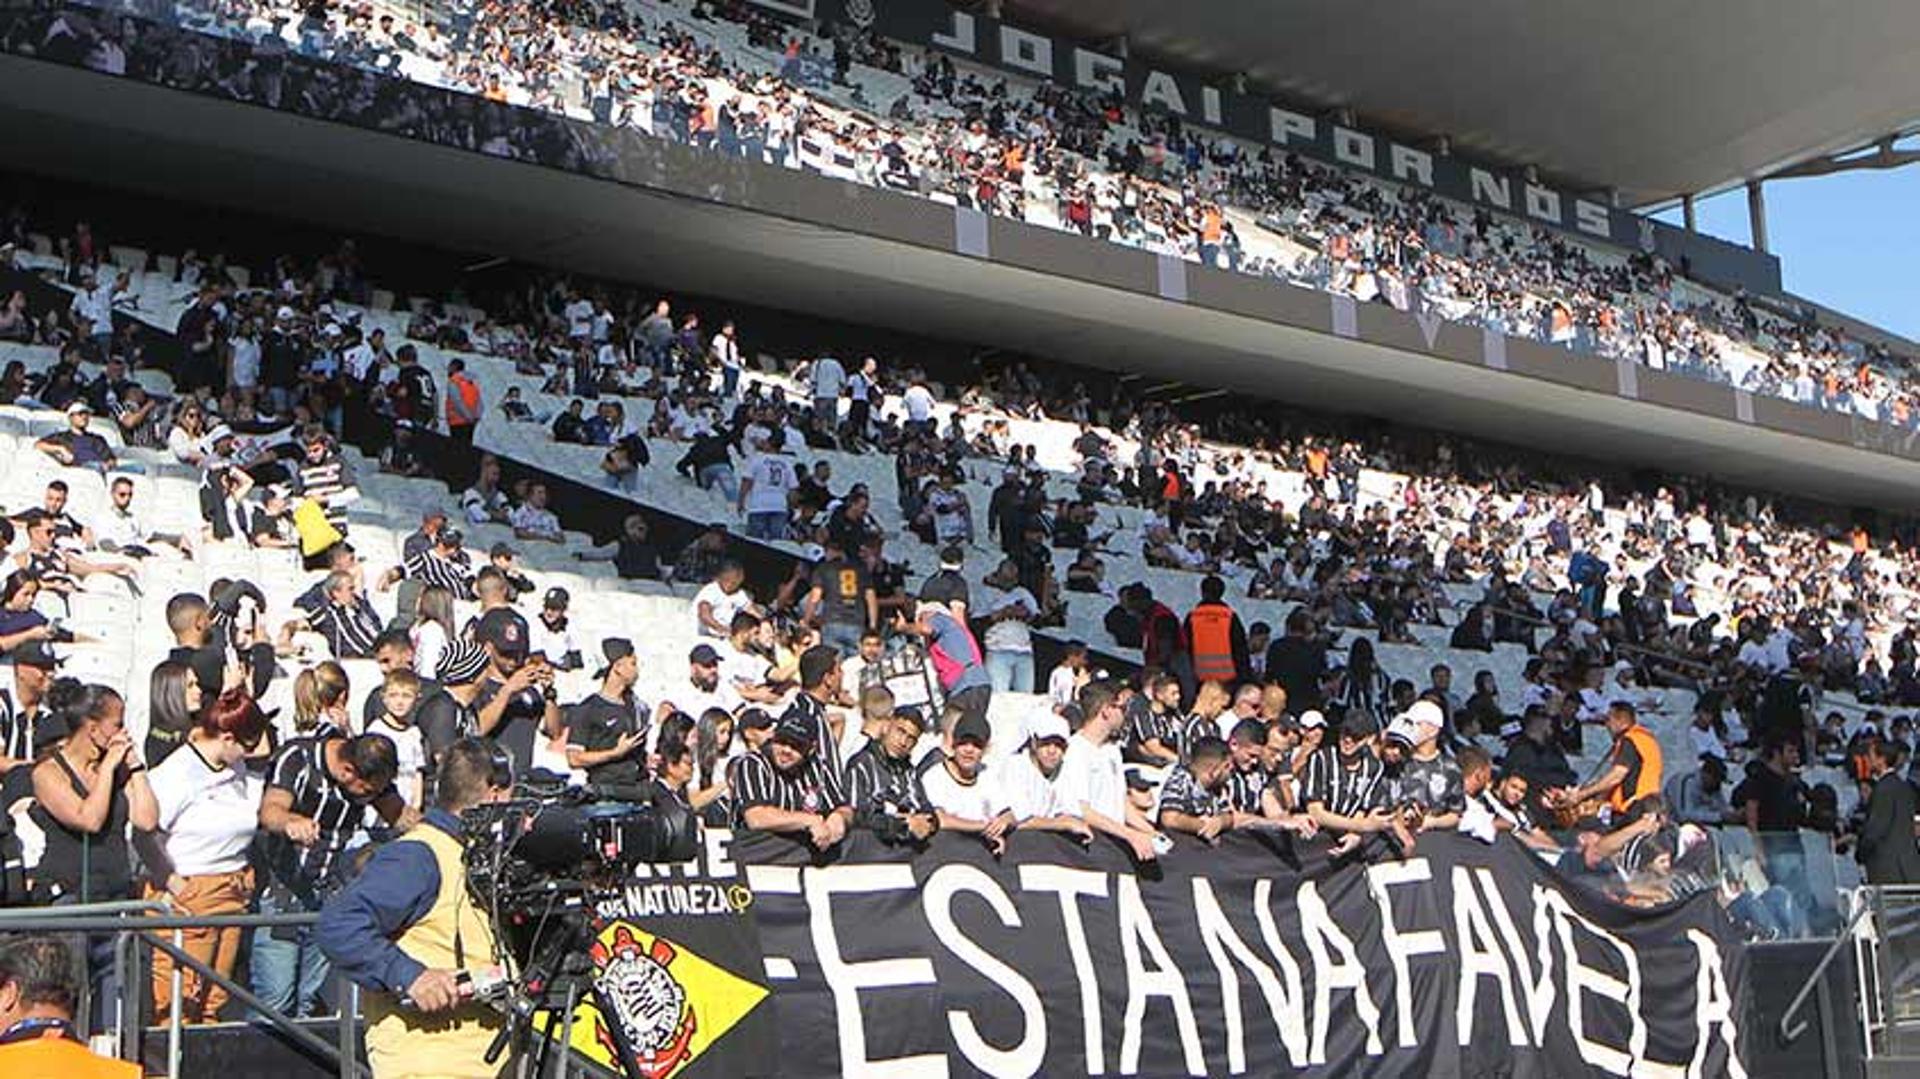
[317,738,514,1079]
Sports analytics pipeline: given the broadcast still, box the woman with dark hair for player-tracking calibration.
[1328,636,1392,725]
[0,573,55,654]
[29,681,157,1027]
[146,660,203,766]
[690,707,734,825]
[144,688,267,1023]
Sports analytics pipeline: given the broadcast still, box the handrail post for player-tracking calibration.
[117,924,138,1062]
[339,978,360,1079]
[168,926,183,1079]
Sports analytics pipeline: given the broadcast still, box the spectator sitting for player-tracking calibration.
[34,400,116,472]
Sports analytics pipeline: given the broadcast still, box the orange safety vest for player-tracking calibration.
[1608,724,1663,813]
[446,373,481,429]
[1187,604,1238,683]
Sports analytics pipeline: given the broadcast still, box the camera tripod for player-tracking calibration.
[484,910,645,1079]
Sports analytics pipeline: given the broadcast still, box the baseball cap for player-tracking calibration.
[1298,709,1327,730]
[1382,716,1418,749]
[489,542,517,560]
[438,527,464,549]
[951,712,991,747]
[688,643,721,666]
[473,608,530,658]
[772,713,817,750]
[544,587,570,610]
[1025,710,1070,746]
[593,637,633,680]
[1398,699,1445,731]
[738,708,776,731]
[65,400,91,416]
[436,640,490,686]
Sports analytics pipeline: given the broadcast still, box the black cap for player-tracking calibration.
[489,542,516,560]
[738,708,776,730]
[544,587,570,610]
[689,643,721,666]
[474,608,530,658]
[594,637,634,679]
[1124,772,1156,792]
[12,640,61,670]
[951,712,991,747]
[772,713,817,750]
[439,527,464,549]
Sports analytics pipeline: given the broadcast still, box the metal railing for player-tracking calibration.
[0,901,354,1078]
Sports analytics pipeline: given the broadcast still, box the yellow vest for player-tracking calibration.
[363,823,507,1079]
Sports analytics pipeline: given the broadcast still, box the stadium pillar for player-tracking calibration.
[1682,194,1698,234]
[1746,180,1770,252]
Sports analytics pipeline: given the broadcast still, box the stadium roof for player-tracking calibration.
[1003,0,1920,208]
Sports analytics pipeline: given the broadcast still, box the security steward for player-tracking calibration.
[317,739,513,1078]
[1184,574,1249,687]
[1546,701,1664,822]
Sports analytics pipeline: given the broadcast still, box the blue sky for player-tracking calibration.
[1652,166,1920,340]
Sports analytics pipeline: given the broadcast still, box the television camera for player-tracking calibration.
[459,775,699,1079]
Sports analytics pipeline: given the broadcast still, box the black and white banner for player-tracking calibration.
[724,830,1747,1078]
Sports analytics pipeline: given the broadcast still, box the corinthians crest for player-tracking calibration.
[591,925,698,1078]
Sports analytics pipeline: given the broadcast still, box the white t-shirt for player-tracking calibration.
[148,744,264,876]
[1047,665,1080,708]
[367,716,426,791]
[979,585,1036,654]
[1001,752,1067,820]
[1056,734,1126,822]
[921,759,1009,821]
[720,643,771,694]
[744,452,797,515]
[903,384,934,423]
[564,299,594,337]
[411,619,449,681]
[694,582,752,638]
[510,503,562,539]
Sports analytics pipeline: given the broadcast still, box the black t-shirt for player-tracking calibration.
[811,558,871,628]
[1733,765,1808,832]
[473,678,546,776]
[616,539,664,580]
[413,690,472,772]
[565,694,647,789]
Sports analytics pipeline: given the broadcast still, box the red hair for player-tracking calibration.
[202,688,266,745]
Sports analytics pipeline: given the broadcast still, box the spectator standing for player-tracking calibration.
[739,429,797,540]
[845,705,937,847]
[564,640,650,794]
[443,358,482,451]
[253,731,406,1018]
[1264,609,1327,713]
[804,540,876,654]
[845,357,878,446]
[29,683,157,1025]
[978,561,1038,694]
[143,689,267,1024]
[1858,739,1920,884]
[1057,681,1160,862]
[710,321,743,398]
[809,353,846,429]
[906,600,991,732]
[1184,575,1249,688]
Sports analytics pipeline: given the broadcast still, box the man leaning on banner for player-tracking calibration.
[317,739,514,1079]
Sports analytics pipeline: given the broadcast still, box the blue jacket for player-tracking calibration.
[315,807,463,994]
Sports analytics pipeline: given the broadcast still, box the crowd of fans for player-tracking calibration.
[80,0,1920,427]
[0,163,1908,1058]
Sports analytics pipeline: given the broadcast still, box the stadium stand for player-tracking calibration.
[0,3,1909,1075]
[70,0,1920,428]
